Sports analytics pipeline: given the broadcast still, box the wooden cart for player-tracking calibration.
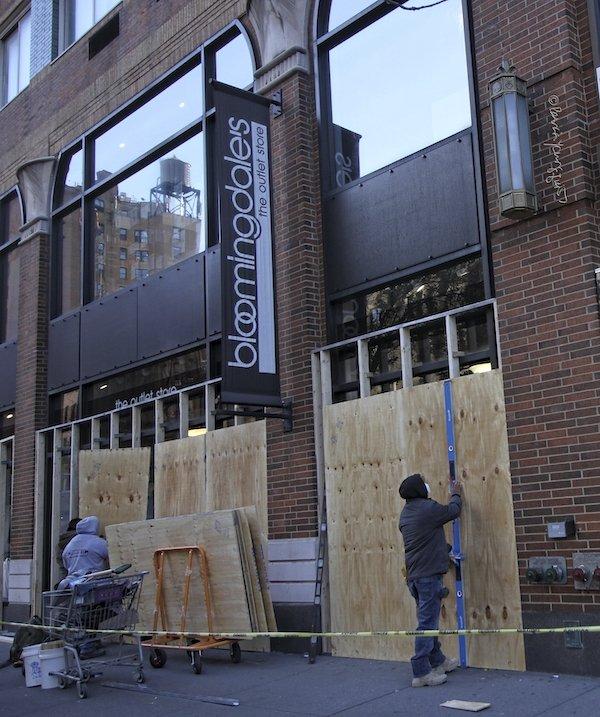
[142,545,241,674]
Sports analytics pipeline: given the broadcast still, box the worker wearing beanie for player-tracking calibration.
[399,473,462,688]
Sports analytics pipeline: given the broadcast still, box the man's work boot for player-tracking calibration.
[411,671,447,688]
[432,657,459,675]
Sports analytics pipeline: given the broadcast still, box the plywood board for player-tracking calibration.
[242,506,277,631]
[452,371,525,671]
[106,509,253,633]
[235,508,267,630]
[206,421,268,537]
[154,436,206,518]
[79,448,150,533]
[323,370,524,670]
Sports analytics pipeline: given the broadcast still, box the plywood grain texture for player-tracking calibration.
[106,509,254,633]
[323,370,524,670]
[452,371,524,670]
[79,448,151,533]
[206,421,268,537]
[154,436,206,518]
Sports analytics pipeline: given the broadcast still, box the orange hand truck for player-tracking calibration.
[142,546,241,674]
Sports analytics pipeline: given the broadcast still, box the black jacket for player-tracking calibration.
[399,494,462,581]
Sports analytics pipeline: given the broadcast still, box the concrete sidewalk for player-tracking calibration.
[1,642,599,716]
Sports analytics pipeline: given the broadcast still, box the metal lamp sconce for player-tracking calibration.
[490,60,538,219]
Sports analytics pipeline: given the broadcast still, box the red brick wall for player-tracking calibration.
[266,70,326,540]
[472,0,600,612]
[11,234,49,558]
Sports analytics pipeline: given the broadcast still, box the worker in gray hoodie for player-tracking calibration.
[399,473,462,688]
[61,515,109,585]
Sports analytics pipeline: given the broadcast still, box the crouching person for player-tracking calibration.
[399,473,462,688]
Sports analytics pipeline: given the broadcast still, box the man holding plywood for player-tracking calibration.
[399,473,462,688]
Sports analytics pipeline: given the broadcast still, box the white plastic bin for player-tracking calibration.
[39,646,66,689]
[22,644,43,687]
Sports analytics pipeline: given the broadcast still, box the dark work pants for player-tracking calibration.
[408,574,446,678]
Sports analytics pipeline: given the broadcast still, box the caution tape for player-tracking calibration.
[2,620,600,640]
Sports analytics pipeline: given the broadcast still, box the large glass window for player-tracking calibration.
[61,0,120,50]
[81,347,207,416]
[0,193,22,343]
[52,27,253,318]
[320,0,470,186]
[1,11,31,108]
[54,207,82,315]
[92,134,204,299]
[93,66,204,181]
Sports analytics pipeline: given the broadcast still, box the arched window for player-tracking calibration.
[51,24,254,318]
[317,0,472,187]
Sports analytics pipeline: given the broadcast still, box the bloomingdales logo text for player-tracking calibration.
[224,116,268,370]
[545,95,568,205]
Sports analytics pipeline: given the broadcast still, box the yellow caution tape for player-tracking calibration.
[2,620,600,640]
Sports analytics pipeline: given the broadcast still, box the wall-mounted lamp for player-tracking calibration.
[490,61,537,219]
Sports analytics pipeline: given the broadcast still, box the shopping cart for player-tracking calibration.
[42,565,146,699]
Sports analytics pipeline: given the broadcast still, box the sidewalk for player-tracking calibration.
[1,642,599,716]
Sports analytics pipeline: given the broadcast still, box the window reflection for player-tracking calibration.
[92,133,204,299]
[334,258,484,340]
[81,347,207,417]
[54,207,82,316]
[327,0,470,183]
[0,246,19,343]
[216,34,254,89]
[63,0,120,49]
[94,65,203,181]
[327,0,375,30]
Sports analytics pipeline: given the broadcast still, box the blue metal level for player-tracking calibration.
[443,379,468,667]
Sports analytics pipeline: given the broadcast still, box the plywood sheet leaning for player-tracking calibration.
[323,371,524,670]
[235,508,267,630]
[241,506,277,631]
[106,509,253,634]
[79,448,151,533]
[206,421,268,537]
[154,436,206,518]
[452,370,525,671]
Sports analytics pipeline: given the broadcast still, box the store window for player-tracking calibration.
[1,11,31,108]
[51,25,253,318]
[81,347,208,417]
[0,193,22,343]
[318,0,471,186]
[60,0,120,51]
[0,410,14,440]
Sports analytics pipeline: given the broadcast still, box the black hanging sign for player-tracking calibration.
[212,80,280,407]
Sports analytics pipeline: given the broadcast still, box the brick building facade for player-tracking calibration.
[0,0,598,675]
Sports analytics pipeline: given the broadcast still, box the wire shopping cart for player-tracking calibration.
[42,565,146,699]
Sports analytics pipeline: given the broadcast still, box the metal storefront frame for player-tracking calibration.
[32,377,223,611]
[0,436,14,622]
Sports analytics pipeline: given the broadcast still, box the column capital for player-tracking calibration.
[249,0,311,93]
[16,156,56,243]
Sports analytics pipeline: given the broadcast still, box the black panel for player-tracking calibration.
[0,341,16,408]
[137,255,206,360]
[206,245,221,337]
[323,131,480,294]
[80,288,137,379]
[48,313,80,390]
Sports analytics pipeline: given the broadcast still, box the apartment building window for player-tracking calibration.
[51,23,254,318]
[61,0,120,50]
[1,11,31,108]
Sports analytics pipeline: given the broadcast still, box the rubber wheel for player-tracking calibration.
[136,670,145,684]
[190,651,202,674]
[149,649,167,668]
[78,684,87,699]
[57,676,67,689]
[230,643,241,664]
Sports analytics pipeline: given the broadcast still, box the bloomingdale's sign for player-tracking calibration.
[213,80,280,407]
